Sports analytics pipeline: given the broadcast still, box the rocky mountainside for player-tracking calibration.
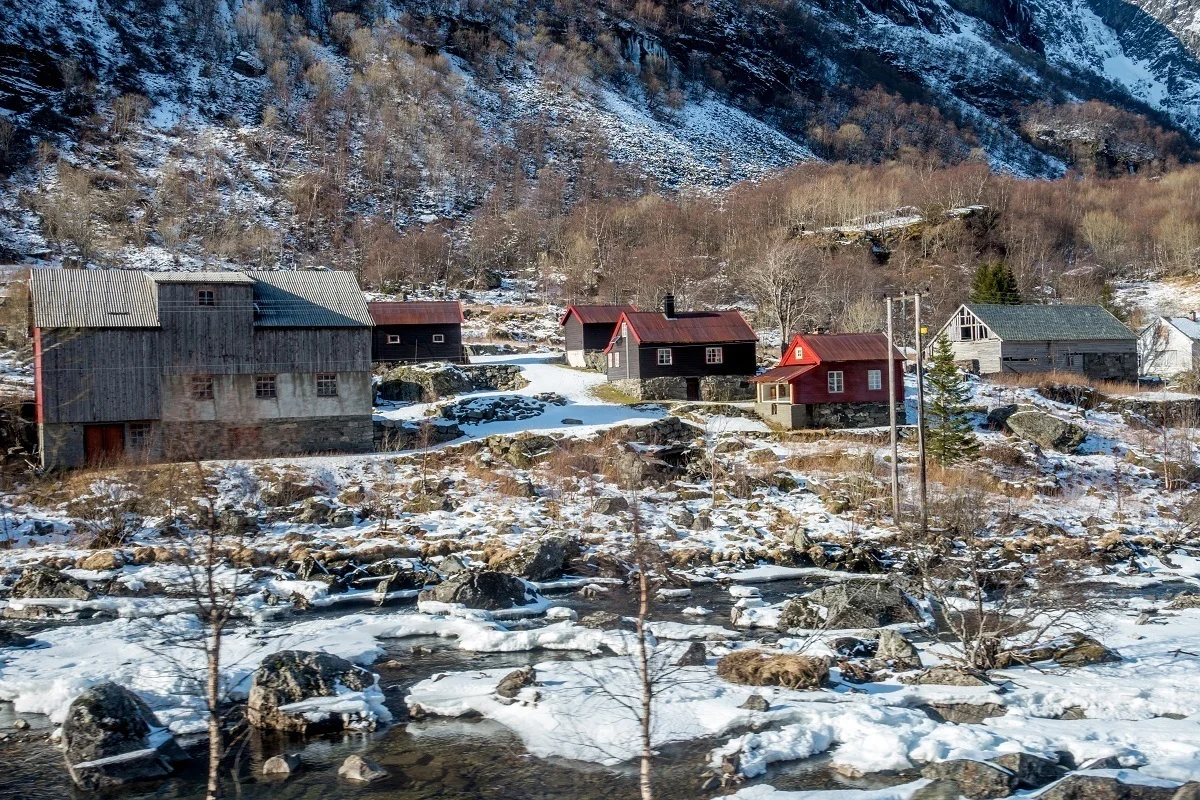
[1,0,1199,267]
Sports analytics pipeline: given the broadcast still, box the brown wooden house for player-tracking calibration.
[368,301,466,364]
[604,296,758,401]
[30,269,375,469]
[752,333,905,429]
[560,304,635,369]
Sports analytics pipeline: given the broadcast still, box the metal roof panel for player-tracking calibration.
[620,310,757,345]
[369,301,463,326]
[252,271,372,327]
[798,333,901,362]
[964,304,1135,342]
[30,269,159,328]
[560,304,636,326]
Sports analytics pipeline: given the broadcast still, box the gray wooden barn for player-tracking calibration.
[931,303,1138,381]
[31,269,375,468]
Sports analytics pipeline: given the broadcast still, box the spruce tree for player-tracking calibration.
[925,334,979,465]
[969,263,1021,305]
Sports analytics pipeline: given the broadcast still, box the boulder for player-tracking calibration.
[496,667,535,699]
[920,701,1008,724]
[263,753,301,776]
[338,754,389,783]
[11,566,91,600]
[920,759,1016,799]
[739,694,770,712]
[674,641,708,667]
[1037,775,1176,800]
[901,665,991,687]
[1005,411,1087,453]
[986,404,1019,431]
[232,50,266,77]
[79,550,124,571]
[418,570,540,610]
[1173,785,1200,800]
[594,496,630,515]
[492,537,572,582]
[579,611,621,629]
[996,632,1121,668]
[875,629,922,670]
[62,682,186,791]
[778,581,922,631]
[247,650,376,733]
[715,649,829,690]
[990,753,1064,789]
[0,629,36,648]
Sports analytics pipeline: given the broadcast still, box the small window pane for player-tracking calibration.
[706,346,723,364]
[197,289,215,307]
[657,348,672,365]
[432,334,445,343]
[386,334,400,344]
[316,373,337,397]
[255,374,277,399]
[827,371,844,393]
[190,375,214,400]
[128,423,151,449]
[868,369,882,391]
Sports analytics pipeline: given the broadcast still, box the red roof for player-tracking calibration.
[369,301,463,326]
[608,310,757,349]
[559,304,636,326]
[787,333,901,363]
[749,364,815,383]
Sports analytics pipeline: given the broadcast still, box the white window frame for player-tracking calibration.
[867,369,882,391]
[432,333,445,343]
[613,350,620,368]
[657,348,672,366]
[705,346,723,364]
[386,334,401,344]
[827,370,844,393]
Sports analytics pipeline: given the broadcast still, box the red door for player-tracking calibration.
[84,424,125,465]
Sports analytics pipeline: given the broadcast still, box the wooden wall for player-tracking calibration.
[254,328,372,373]
[38,328,162,424]
[157,283,255,375]
[371,323,464,363]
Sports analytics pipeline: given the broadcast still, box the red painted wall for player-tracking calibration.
[792,360,904,404]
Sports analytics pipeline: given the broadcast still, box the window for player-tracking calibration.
[827,370,844,393]
[706,346,723,364]
[1067,353,1083,368]
[255,374,277,399]
[128,422,151,449]
[432,333,445,343]
[868,369,882,391]
[621,323,628,338]
[613,350,620,368]
[386,334,401,344]
[196,288,215,307]
[190,375,214,400]
[657,348,673,365]
[316,373,338,397]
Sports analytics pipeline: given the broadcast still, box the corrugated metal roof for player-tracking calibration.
[369,301,463,326]
[619,310,757,345]
[1166,316,1200,341]
[30,269,159,328]
[148,272,255,284]
[253,271,372,327]
[965,304,1136,342]
[797,333,901,363]
[749,364,815,383]
[560,304,636,326]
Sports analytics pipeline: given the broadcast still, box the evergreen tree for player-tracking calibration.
[925,334,979,465]
[969,263,1021,305]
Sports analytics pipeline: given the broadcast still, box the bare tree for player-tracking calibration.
[742,237,828,352]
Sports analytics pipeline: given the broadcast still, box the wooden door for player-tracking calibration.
[84,424,125,465]
[685,378,700,401]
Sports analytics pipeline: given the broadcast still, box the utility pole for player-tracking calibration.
[914,292,928,533]
[886,297,900,522]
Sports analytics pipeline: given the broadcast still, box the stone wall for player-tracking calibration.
[376,363,529,402]
[610,375,754,401]
[699,375,755,401]
[809,402,903,429]
[161,417,375,460]
[583,351,608,372]
[1081,352,1138,382]
[374,419,463,451]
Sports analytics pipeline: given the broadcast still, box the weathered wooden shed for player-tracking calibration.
[932,303,1138,381]
[368,301,466,364]
[559,304,634,368]
[31,269,375,468]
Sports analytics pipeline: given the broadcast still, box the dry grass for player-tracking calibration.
[716,649,830,690]
[986,370,1143,398]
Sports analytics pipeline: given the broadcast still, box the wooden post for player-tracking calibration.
[886,297,899,522]
[914,292,928,533]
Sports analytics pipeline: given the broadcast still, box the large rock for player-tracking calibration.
[1005,411,1087,453]
[920,759,1015,799]
[990,753,1064,789]
[62,682,186,791]
[247,651,376,733]
[1037,775,1176,800]
[11,565,91,600]
[339,754,389,783]
[778,581,922,631]
[996,632,1121,668]
[491,537,572,582]
[875,629,922,670]
[418,570,540,610]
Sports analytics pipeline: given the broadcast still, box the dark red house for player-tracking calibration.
[751,333,905,428]
[560,304,635,369]
[368,301,466,364]
[604,296,758,401]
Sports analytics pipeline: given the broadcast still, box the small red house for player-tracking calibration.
[751,333,905,429]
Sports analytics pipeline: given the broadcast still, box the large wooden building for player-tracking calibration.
[752,333,905,429]
[559,304,634,368]
[31,269,375,468]
[368,301,466,364]
[932,304,1138,381]
[604,296,758,401]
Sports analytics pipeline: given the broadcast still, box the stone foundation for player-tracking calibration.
[610,375,755,401]
[755,402,906,430]
[1081,352,1138,382]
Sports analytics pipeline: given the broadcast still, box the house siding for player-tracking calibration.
[792,360,902,404]
[371,323,464,363]
[634,341,756,379]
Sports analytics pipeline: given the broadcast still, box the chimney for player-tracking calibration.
[1191,311,1197,323]
[662,294,676,319]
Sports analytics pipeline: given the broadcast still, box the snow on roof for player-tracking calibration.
[1164,316,1200,341]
